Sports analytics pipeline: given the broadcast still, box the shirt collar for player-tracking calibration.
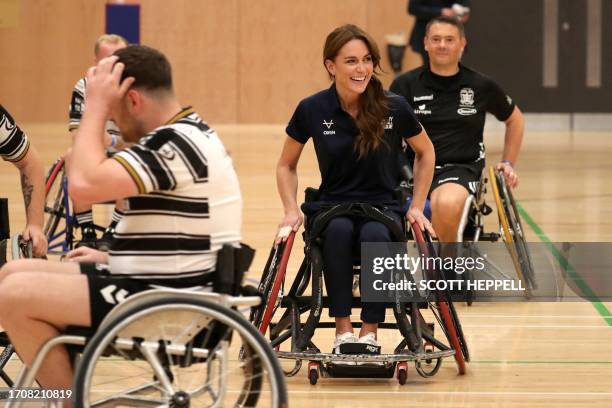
[325,83,343,113]
[165,106,195,125]
[421,63,468,90]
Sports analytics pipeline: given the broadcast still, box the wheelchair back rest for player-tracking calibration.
[0,198,9,241]
[213,243,256,295]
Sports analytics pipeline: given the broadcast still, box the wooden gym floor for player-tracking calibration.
[1,123,611,407]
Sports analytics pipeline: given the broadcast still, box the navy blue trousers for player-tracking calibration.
[322,213,401,323]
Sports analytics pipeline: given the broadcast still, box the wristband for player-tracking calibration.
[110,134,117,147]
[501,160,514,168]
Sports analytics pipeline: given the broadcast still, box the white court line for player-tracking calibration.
[376,314,612,319]
[287,390,612,397]
[458,325,611,329]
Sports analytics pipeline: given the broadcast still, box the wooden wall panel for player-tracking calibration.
[1,0,419,124]
[366,0,421,88]
[237,0,368,123]
[0,0,105,123]
[141,0,238,124]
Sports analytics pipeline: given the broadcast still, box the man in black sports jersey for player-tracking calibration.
[0,105,47,257]
[390,16,524,243]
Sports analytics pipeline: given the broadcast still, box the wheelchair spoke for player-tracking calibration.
[75,300,286,407]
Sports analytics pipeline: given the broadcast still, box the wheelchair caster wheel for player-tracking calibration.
[425,347,433,365]
[396,362,408,385]
[308,362,319,385]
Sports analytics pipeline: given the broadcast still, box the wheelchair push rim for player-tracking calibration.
[488,166,535,296]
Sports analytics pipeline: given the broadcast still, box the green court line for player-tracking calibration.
[471,360,612,365]
[517,204,612,327]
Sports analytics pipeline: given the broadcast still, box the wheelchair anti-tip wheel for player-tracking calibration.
[489,166,535,296]
[74,297,288,408]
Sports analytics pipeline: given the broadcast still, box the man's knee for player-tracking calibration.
[431,186,469,219]
[0,273,31,319]
[0,260,27,282]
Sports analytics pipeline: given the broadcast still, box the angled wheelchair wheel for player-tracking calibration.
[489,166,535,295]
[410,223,468,375]
[74,297,288,408]
[44,159,72,252]
[250,232,296,336]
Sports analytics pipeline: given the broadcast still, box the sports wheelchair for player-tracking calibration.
[1,242,288,407]
[249,188,469,386]
[455,166,536,301]
[43,158,113,254]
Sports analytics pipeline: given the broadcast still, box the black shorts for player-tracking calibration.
[431,162,484,195]
[80,263,153,329]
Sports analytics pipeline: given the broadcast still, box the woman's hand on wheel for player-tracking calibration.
[276,210,303,245]
[407,207,436,238]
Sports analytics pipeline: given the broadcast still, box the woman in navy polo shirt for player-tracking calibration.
[276,24,435,352]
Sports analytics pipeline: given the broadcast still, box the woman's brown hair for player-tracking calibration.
[323,24,388,159]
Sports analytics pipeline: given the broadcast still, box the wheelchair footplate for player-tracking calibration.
[277,348,455,384]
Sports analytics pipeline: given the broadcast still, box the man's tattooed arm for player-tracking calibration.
[20,172,34,210]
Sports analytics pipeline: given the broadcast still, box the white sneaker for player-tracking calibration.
[358,332,378,347]
[333,332,358,353]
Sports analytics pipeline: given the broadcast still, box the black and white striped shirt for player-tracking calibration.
[110,108,242,283]
[0,104,30,163]
[69,78,121,137]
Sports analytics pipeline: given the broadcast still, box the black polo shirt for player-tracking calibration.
[286,84,422,202]
[390,64,515,165]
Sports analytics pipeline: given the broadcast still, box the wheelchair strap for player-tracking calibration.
[307,203,406,243]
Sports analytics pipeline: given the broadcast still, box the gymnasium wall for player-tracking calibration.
[0,0,420,125]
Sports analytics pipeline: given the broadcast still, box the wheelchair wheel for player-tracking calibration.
[10,235,32,260]
[74,297,288,408]
[410,223,468,375]
[44,159,71,251]
[250,232,296,336]
[489,167,535,294]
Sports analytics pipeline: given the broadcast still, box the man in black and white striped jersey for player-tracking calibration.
[0,45,242,392]
[69,34,129,249]
[0,104,47,256]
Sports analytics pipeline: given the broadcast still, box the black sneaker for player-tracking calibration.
[97,226,115,252]
[76,225,98,248]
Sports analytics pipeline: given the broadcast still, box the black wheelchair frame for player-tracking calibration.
[43,158,109,254]
[250,189,469,385]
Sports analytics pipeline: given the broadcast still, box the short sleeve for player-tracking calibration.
[0,104,30,163]
[390,94,422,139]
[389,75,412,102]
[113,127,204,195]
[69,78,86,131]
[285,100,311,144]
[485,78,515,122]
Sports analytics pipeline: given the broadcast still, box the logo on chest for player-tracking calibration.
[458,88,477,115]
[383,116,394,130]
[414,104,431,115]
[322,119,335,135]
